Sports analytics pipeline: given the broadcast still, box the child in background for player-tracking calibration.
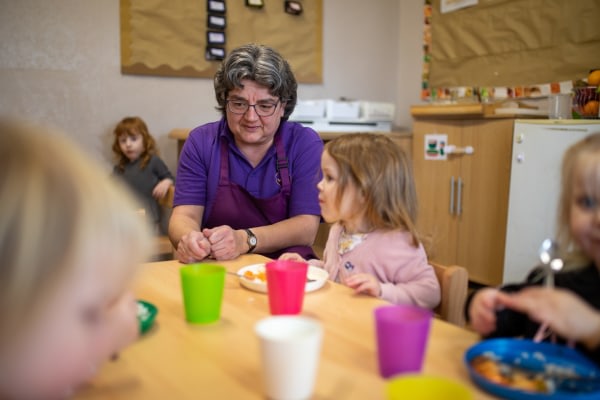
[281,134,440,308]
[467,133,600,365]
[112,116,174,233]
[0,120,150,399]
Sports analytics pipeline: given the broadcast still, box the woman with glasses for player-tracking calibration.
[169,44,323,262]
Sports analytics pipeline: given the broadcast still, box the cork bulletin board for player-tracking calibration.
[421,0,600,100]
[120,0,323,83]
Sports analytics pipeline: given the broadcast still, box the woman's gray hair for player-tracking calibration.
[214,43,297,120]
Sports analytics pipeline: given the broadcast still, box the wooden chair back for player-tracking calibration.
[159,184,175,208]
[430,261,469,327]
[312,222,331,260]
[154,236,175,259]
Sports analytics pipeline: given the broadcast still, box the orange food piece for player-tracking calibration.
[588,70,600,86]
[583,100,599,116]
[470,355,548,393]
[243,269,267,282]
[471,356,509,385]
[511,373,546,392]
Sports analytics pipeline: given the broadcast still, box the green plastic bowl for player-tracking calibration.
[137,300,158,334]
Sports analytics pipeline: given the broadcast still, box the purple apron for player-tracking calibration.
[203,134,315,259]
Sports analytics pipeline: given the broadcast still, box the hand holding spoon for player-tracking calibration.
[534,239,564,342]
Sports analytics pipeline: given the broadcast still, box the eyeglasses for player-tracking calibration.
[226,99,280,117]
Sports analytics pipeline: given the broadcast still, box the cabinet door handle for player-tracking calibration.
[449,176,455,215]
[457,177,463,216]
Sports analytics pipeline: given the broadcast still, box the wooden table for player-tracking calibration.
[75,255,494,399]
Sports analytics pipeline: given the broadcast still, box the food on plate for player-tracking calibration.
[238,264,328,293]
[243,269,266,282]
[470,354,549,393]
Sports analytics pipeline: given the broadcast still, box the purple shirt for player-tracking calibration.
[174,118,323,224]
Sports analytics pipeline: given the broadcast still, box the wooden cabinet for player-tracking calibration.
[412,118,514,286]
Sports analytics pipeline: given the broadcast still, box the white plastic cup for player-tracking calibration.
[548,93,572,119]
[255,316,323,400]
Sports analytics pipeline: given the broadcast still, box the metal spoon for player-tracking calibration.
[538,239,564,288]
[534,239,564,342]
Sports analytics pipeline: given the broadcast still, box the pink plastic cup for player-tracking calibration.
[265,259,308,315]
[374,304,433,378]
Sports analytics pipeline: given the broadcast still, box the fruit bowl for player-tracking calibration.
[572,86,599,119]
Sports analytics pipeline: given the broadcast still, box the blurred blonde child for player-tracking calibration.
[281,134,440,308]
[0,119,150,398]
[468,133,600,365]
[112,116,174,233]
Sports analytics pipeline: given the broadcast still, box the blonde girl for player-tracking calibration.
[468,133,600,365]
[282,133,440,308]
[112,116,174,232]
[0,120,150,399]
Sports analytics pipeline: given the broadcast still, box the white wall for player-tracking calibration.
[0,0,423,175]
[396,0,426,128]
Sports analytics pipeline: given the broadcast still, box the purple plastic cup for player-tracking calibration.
[374,304,433,378]
[265,259,308,315]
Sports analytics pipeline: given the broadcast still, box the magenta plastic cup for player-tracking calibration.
[265,259,308,315]
[374,304,433,378]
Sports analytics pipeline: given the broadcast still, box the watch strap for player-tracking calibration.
[245,229,257,253]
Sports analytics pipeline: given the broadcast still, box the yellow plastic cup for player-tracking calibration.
[386,375,473,400]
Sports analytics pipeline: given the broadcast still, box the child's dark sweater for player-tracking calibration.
[465,263,600,366]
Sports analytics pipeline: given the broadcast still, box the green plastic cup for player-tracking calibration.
[179,263,226,324]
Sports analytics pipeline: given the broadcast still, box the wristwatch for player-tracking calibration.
[245,229,257,253]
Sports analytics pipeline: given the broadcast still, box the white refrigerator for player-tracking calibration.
[503,119,600,283]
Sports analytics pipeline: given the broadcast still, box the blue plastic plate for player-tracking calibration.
[464,338,600,400]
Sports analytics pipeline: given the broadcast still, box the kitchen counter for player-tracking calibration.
[411,102,548,119]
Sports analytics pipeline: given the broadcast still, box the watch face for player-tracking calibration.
[249,236,257,246]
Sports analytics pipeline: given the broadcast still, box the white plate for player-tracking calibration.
[236,263,329,293]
